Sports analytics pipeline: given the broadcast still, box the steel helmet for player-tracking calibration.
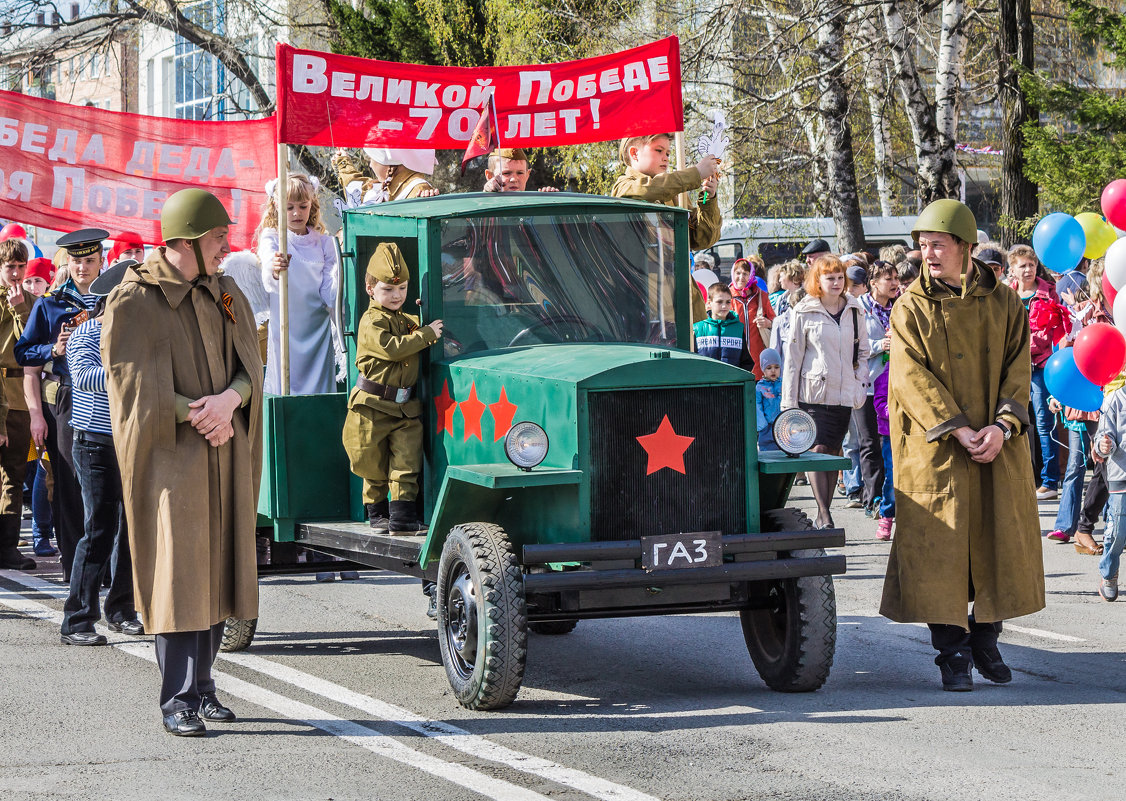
[160,189,233,242]
[911,199,978,245]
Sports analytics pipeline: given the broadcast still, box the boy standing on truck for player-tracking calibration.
[612,134,723,322]
[343,243,443,535]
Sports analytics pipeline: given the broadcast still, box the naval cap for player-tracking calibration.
[56,228,109,258]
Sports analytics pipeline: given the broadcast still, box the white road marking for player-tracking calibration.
[1,572,662,801]
[1003,624,1086,643]
[0,583,555,801]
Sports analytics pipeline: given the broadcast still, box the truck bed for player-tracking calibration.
[295,521,432,579]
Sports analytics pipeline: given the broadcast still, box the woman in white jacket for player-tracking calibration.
[781,254,871,528]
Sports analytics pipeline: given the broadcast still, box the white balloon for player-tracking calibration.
[1105,237,1126,290]
[1113,288,1126,332]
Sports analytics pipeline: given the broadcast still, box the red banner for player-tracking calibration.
[0,90,277,248]
[277,38,683,149]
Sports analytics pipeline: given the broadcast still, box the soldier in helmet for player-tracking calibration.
[880,199,1044,692]
[101,189,263,736]
[342,243,442,536]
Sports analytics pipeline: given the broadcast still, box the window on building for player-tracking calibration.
[174,0,225,120]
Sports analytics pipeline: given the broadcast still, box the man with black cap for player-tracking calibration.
[15,227,106,578]
[802,238,831,267]
[101,189,263,736]
[482,148,559,193]
[59,259,143,646]
[0,237,31,570]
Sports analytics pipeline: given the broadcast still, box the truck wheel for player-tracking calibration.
[220,617,258,652]
[741,508,837,692]
[529,621,577,635]
[437,523,528,710]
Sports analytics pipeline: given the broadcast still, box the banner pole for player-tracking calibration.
[277,142,290,396]
[674,131,689,210]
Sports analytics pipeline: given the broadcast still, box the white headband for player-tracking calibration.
[265,175,322,199]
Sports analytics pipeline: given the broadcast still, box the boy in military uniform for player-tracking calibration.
[612,135,722,323]
[343,243,443,534]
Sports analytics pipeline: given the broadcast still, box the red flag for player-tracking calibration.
[461,96,499,174]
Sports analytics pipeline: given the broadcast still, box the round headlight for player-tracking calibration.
[504,422,549,470]
[772,408,817,456]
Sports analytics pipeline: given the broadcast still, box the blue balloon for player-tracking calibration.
[1044,349,1104,412]
[1032,213,1086,273]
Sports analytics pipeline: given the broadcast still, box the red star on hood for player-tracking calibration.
[434,380,456,436]
[636,415,695,475]
[459,383,486,441]
[489,387,517,441]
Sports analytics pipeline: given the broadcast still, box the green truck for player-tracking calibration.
[246,192,850,710]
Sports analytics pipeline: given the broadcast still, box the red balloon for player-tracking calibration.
[1102,179,1126,231]
[1106,272,1119,311]
[0,223,27,241]
[1074,322,1126,386]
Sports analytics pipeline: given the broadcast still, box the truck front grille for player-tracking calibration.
[588,385,746,541]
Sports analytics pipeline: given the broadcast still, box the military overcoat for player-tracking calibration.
[102,250,264,634]
[880,260,1045,627]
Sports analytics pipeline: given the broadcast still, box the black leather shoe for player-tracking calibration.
[0,547,35,570]
[199,692,236,722]
[388,500,427,535]
[972,648,1013,684]
[939,660,973,692]
[60,631,108,646]
[163,710,207,736]
[108,619,146,636]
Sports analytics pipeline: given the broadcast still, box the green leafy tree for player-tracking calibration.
[327,0,442,64]
[1022,0,1126,212]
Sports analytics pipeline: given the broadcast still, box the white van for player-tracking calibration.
[702,215,919,271]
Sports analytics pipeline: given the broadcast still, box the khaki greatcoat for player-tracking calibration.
[102,250,264,634]
[880,260,1045,627]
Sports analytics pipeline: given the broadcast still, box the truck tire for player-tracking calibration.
[529,621,578,636]
[741,508,837,692]
[220,617,258,652]
[436,523,528,710]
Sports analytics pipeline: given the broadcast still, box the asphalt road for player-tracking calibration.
[2,488,1124,801]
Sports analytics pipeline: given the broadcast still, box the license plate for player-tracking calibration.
[640,531,723,571]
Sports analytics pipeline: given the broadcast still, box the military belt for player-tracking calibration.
[356,375,413,404]
[1,367,23,378]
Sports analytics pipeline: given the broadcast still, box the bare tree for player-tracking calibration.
[998,0,1038,245]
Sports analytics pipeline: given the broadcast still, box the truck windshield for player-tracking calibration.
[440,211,678,356]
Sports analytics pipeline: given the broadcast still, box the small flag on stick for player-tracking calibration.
[462,95,500,175]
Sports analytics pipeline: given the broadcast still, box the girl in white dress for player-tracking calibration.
[256,174,339,395]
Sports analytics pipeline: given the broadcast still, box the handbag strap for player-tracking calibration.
[852,307,860,371]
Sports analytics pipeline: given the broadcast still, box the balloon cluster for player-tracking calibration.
[0,222,43,259]
[1042,181,1126,411]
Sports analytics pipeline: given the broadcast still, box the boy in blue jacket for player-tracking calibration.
[755,348,782,450]
[693,283,754,371]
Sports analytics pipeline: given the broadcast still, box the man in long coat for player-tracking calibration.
[102,189,263,735]
[880,199,1045,691]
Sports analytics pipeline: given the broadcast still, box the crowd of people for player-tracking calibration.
[0,138,1112,717]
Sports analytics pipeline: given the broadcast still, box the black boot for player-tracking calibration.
[969,616,1011,684]
[388,500,427,535]
[365,501,390,532]
[930,623,973,692]
[0,514,35,570]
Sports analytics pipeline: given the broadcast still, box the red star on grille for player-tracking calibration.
[434,380,456,436]
[636,415,695,476]
[489,387,518,441]
[459,383,486,441]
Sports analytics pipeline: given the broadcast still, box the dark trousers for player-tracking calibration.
[154,622,224,715]
[44,385,83,577]
[851,398,883,506]
[1078,458,1109,536]
[61,431,134,634]
[0,409,31,515]
[929,616,1003,665]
